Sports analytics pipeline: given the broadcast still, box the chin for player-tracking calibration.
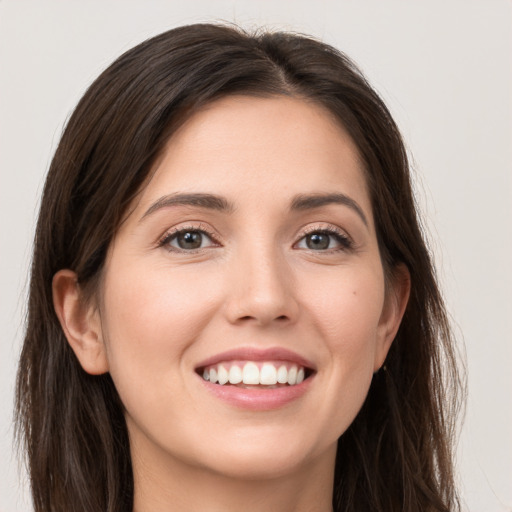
[204,449,314,481]
[191,428,332,481]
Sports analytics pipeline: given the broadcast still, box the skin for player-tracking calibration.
[53,96,409,512]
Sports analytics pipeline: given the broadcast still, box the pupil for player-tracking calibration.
[178,231,202,249]
[307,233,329,250]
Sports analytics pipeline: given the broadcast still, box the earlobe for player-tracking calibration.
[52,269,109,375]
[374,264,411,372]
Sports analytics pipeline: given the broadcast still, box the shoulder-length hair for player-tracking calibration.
[16,23,463,512]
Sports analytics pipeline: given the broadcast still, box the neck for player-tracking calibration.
[131,437,336,512]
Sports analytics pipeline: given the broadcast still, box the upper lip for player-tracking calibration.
[195,347,316,371]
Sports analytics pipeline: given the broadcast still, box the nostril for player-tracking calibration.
[237,315,289,322]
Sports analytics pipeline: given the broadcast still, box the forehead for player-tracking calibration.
[136,95,372,220]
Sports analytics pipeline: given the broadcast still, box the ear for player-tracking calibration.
[52,269,109,375]
[374,264,411,372]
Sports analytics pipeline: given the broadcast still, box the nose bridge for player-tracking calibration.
[225,235,298,326]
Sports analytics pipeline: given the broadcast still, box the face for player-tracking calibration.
[93,96,403,481]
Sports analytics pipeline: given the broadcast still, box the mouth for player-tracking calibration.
[195,348,316,410]
[194,347,316,391]
[196,360,315,388]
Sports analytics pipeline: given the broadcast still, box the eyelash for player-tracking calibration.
[158,224,219,253]
[157,224,354,253]
[298,225,354,251]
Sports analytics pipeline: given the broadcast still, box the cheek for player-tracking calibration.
[302,262,385,349]
[99,263,222,382]
[298,263,385,430]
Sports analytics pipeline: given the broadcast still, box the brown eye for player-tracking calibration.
[306,233,330,250]
[163,229,216,251]
[296,229,353,251]
[176,231,203,249]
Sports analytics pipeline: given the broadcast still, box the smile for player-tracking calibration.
[200,361,307,387]
[195,347,316,410]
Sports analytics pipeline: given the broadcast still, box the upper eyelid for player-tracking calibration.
[296,227,352,245]
[300,225,345,235]
[294,223,356,252]
[158,223,221,247]
[297,223,351,240]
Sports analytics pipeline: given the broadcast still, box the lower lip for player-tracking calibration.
[198,375,313,411]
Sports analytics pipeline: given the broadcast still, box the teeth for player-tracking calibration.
[242,362,260,385]
[201,361,308,387]
[287,366,297,385]
[217,365,229,385]
[228,365,242,384]
[277,365,288,384]
[260,363,277,385]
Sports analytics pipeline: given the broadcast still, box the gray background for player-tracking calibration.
[1,1,511,510]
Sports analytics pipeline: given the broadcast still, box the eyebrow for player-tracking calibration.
[140,193,234,221]
[140,191,368,226]
[290,193,368,226]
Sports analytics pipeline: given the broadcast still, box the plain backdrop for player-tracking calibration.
[1,1,511,511]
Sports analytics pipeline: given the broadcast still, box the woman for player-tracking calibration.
[15,23,462,512]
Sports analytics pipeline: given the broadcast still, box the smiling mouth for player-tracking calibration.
[196,361,314,388]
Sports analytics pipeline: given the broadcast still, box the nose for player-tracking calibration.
[223,245,299,327]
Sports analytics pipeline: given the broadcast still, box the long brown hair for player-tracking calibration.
[15,23,463,512]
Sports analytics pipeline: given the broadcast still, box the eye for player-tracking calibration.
[160,228,217,251]
[295,229,352,251]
